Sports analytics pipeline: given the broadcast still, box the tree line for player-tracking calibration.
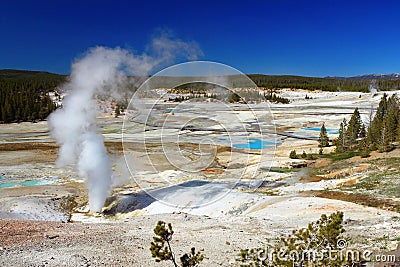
[156,75,400,93]
[0,70,66,123]
[247,74,400,92]
[0,79,61,123]
[318,93,400,157]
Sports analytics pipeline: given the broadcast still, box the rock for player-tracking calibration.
[289,161,308,168]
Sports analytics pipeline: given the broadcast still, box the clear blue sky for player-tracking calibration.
[1,0,399,77]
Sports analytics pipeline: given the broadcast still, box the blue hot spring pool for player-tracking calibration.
[233,138,276,149]
[301,127,339,135]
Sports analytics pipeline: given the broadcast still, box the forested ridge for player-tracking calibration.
[2,69,400,123]
[247,74,400,92]
[152,74,400,92]
[0,70,66,123]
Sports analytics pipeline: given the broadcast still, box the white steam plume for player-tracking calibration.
[49,37,202,212]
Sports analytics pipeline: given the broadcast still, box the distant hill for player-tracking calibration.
[0,69,66,83]
[325,74,400,80]
[2,68,400,123]
[246,74,400,92]
[351,73,400,80]
[2,69,400,92]
[0,70,65,123]
[129,73,400,92]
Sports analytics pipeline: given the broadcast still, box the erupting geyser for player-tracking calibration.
[48,37,202,212]
[48,47,132,212]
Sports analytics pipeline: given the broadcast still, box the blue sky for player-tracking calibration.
[1,0,399,77]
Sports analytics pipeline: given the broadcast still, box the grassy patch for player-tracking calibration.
[340,157,400,197]
[256,188,280,196]
[102,128,122,134]
[372,156,400,167]
[310,159,353,176]
[309,152,400,211]
[349,171,400,197]
[314,190,400,213]
[268,167,300,173]
[320,151,360,161]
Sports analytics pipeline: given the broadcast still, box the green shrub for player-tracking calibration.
[289,150,298,159]
[150,221,204,267]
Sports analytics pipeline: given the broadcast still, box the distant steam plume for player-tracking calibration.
[49,36,202,212]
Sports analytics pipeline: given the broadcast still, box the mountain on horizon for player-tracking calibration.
[2,68,400,80]
[2,68,400,81]
[351,73,400,79]
[326,73,400,80]
[0,69,66,82]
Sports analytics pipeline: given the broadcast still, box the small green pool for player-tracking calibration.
[0,177,56,188]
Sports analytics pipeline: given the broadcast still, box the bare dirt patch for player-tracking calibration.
[299,173,328,182]
[0,142,58,165]
[347,149,400,163]
[0,141,125,165]
[0,219,67,247]
[313,190,400,213]
[324,163,370,179]
[313,158,332,168]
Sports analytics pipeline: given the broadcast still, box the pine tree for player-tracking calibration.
[379,118,393,152]
[335,119,348,153]
[397,116,400,141]
[115,105,121,118]
[367,93,400,151]
[385,94,399,143]
[346,107,362,149]
[3,100,12,122]
[289,150,298,159]
[318,123,329,147]
[359,123,366,138]
[150,221,204,267]
[368,94,387,145]
[1,105,6,122]
[376,93,388,120]
[359,137,371,158]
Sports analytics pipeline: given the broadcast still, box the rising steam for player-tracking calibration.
[49,37,202,212]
